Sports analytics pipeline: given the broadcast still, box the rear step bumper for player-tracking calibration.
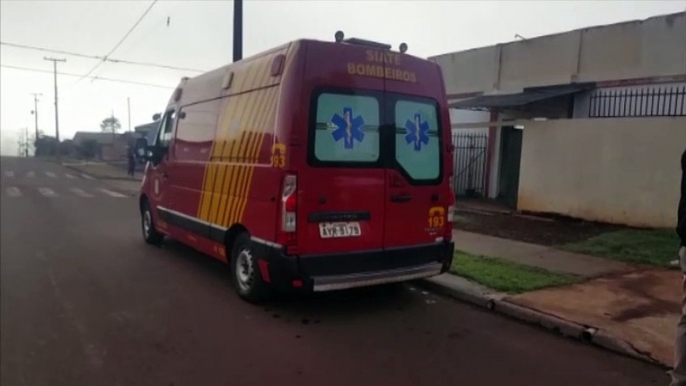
[311,263,443,292]
[251,240,454,292]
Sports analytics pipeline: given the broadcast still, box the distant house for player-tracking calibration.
[72,131,130,161]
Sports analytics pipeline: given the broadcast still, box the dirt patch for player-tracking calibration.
[454,211,623,246]
[509,269,682,366]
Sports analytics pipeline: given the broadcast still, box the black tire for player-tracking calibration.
[141,201,164,246]
[230,233,271,303]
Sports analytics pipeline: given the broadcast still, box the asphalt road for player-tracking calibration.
[0,156,669,386]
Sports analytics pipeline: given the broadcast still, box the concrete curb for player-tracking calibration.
[418,277,663,367]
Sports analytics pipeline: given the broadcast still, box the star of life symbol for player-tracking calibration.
[405,113,430,151]
[331,107,365,149]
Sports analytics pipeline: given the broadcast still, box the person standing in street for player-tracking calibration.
[127,146,136,178]
[673,148,686,386]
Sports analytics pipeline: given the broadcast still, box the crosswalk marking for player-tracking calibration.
[45,172,57,178]
[98,188,126,198]
[6,187,21,197]
[38,187,57,197]
[81,173,94,180]
[70,188,93,198]
[65,173,76,179]
[4,171,14,178]
[26,171,35,178]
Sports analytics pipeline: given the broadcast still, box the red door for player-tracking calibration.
[297,88,387,255]
[383,95,450,248]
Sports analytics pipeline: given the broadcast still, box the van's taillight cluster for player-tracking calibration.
[278,174,297,246]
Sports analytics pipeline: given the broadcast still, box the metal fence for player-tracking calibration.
[452,132,488,197]
[589,86,686,118]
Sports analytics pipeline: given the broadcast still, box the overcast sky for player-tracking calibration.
[1,0,684,156]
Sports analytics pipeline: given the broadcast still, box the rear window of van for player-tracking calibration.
[310,89,442,184]
[313,93,380,163]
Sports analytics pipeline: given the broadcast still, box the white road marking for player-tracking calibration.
[46,172,57,178]
[26,171,35,178]
[4,171,14,178]
[98,188,126,198]
[70,188,93,198]
[81,173,94,180]
[65,173,76,179]
[38,187,58,197]
[6,187,21,197]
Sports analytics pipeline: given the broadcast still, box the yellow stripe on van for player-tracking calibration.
[238,61,260,94]
[227,86,274,224]
[252,54,273,90]
[217,89,260,225]
[198,96,233,220]
[229,96,265,225]
[236,86,280,222]
[216,91,254,225]
[196,44,295,224]
[204,94,243,222]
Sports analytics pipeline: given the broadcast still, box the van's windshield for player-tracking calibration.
[309,90,442,184]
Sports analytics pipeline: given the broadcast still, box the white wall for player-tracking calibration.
[431,12,686,96]
[518,117,686,228]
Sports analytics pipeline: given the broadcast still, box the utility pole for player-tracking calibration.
[24,127,30,157]
[127,97,132,133]
[44,57,66,164]
[30,93,42,140]
[233,0,243,62]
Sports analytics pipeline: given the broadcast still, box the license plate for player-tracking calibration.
[319,222,361,238]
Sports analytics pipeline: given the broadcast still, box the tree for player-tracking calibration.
[100,115,121,134]
[78,138,99,161]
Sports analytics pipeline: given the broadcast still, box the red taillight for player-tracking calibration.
[280,174,297,241]
[285,193,297,212]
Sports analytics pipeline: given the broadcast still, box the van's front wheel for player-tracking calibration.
[141,201,164,246]
[230,233,271,303]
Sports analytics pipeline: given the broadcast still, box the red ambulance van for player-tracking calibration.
[140,34,455,302]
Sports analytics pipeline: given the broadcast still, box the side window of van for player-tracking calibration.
[314,93,380,163]
[394,99,440,180]
[157,110,177,149]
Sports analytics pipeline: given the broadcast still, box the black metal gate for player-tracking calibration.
[452,132,488,197]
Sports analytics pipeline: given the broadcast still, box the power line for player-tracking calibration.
[77,0,160,82]
[1,64,174,89]
[1,41,205,73]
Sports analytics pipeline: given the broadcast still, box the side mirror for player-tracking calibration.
[152,113,161,121]
[144,145,163,164]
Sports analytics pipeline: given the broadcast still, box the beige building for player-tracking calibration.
[430,12,686,228]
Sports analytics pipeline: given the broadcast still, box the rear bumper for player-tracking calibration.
[251,239,454,292]
[310,262,443,292]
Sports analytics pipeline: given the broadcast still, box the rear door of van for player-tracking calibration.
[383,56,452,249]
[298,43,387,255]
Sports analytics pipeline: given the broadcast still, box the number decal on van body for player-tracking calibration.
[428,206,445,228]
[271,143,286,168]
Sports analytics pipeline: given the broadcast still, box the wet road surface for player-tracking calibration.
[0,157,668,386]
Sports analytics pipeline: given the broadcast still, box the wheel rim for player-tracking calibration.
[235,249,254,293]
[143,210,152,238]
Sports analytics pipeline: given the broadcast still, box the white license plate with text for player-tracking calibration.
[318,222,361,238]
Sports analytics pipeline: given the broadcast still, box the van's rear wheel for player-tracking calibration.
[141,201,163,246]
[230,233,270,303]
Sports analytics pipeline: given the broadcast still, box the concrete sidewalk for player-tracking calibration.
[424,230,682,367]
[454,229,632,277]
